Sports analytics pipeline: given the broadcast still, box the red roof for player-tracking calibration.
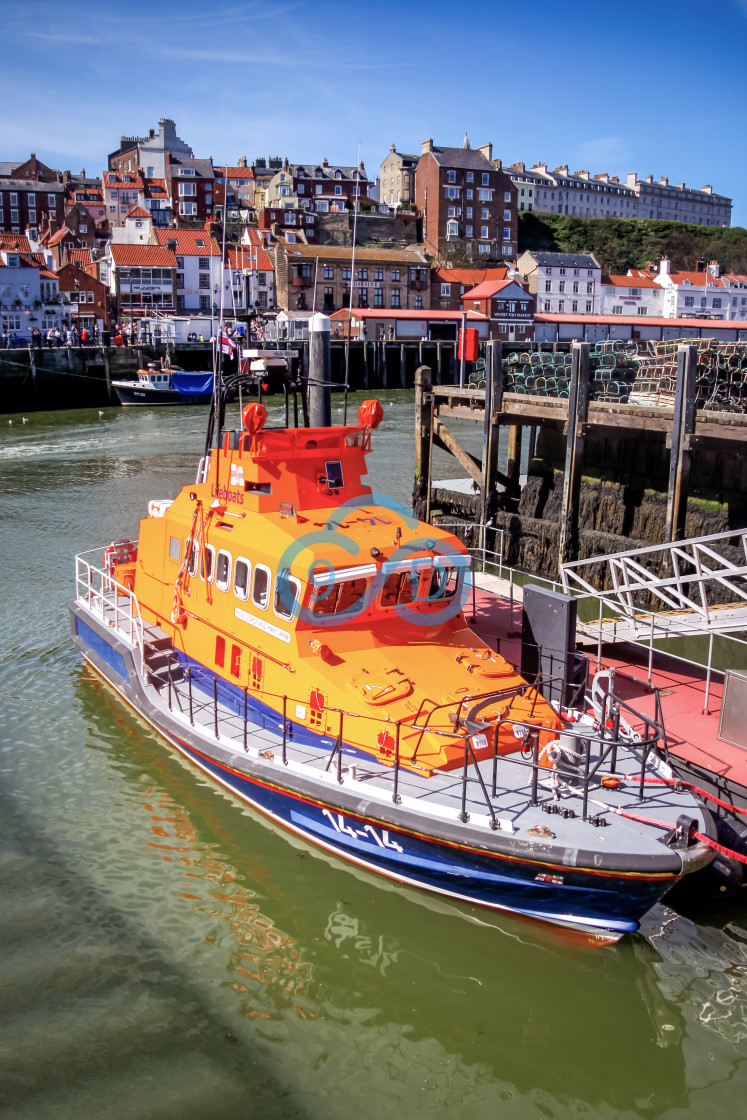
[605,274,661,289]
[143,178,168,197]
[432,266,509,286]
[155,228,220,256]
[667,271,725,288]
[0,233,31,252]
[329,308,488,321]
[461,279,520,299]
[226,245,274,272]
[217,167,255,180]
[40,268,57,280]
[536,312,747,329]
[69,249,92,265]
[110,244,177,267]
[126,205,151,219]
[104,172,144,190]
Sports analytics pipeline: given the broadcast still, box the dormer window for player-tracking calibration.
[335,170,342,179]
[7,253,19,267]
[315,169,323,178]
[195,239,205,247]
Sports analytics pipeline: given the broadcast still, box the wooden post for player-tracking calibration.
[506,424,522,496]
[558,341,591,569]
[399,344,406,389]
[481,341,502,524]
[101,344,113,402]
[665,344,697,542]
[413,364,433,521]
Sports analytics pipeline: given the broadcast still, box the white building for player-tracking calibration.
[628,174,731,226]
[226,243,275,315]
[503,162,732,227]
[600,274,665,317]
[653,259,730,319]
[155,226,222,315]
[137,119,193,180]
[518,250,602,315]
[0,236,62,340]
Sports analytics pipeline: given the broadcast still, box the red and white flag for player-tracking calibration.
[218,330,235,355]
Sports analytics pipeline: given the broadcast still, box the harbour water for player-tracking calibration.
[2,393,747,1120]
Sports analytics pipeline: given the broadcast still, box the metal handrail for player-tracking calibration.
[74,549,144,673]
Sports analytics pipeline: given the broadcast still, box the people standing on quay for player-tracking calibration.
[32,327,42,349]
[54,328,62,348]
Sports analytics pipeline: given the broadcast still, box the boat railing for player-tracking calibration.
[74,546,144,672]
[156,655,668,833]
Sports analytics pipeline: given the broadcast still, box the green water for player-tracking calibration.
[2,393,747,1120]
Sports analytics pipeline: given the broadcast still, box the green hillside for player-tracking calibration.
[517,213,747,275]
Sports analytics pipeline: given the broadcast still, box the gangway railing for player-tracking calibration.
[560,529,747,642]
[74,545,145,672]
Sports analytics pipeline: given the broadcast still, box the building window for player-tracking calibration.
[465,225,473,238]
[572,301,578,312]
[441,283,451,296]
[448,170,456,183]
[543,300,551,311]
[391,269,400,281]
[481,173,490,185]
[444,187,459,199]
[586,301,592,312]
[358,268,368,280]
[481,208,489,220]
[587,282,593,294]
[323,265,334,279]
[558,281,565,293]
[478,244,490,254]
[199,273,210,288]
[558,300,564,312]
[613,305,623,315]
[179,202,197,216]
[342,267,351,280]
[684,296,694,307]
[414,295,422,308]
[466,189,473,200]
[466,172,474,182]
[503,228,510,240]
[480,226,489,239]
[179,183,196,196]
[374,288,383,307]
[545,281,551,292]
[391,289,401,307]
[374,268,383,281]
[504,192,511,202]
[200,294,210,310]
[637,306,648,316]
[713,298,722,308]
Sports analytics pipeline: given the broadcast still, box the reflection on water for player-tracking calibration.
[2,400,747,1119]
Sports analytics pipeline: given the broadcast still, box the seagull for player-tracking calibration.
[22,417,28,424]
[98,410,104,416]
[8,419,11,425]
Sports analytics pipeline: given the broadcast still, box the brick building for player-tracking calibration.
[166,157,215,224]
[0,180,66,239]
[155,225,222,315]
[415,137,517,262]
[266,158,373,214]
[431,266,514,310]
[55,262,110,330]
[460,279,535,342]
[274,244,431,314]
[258,206,317,242]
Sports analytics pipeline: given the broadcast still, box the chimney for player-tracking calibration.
[627,172,638,187]
[595,173,609,183]
[701,184,713,195]
[708,259,720,278]
[390,143,396,153]
[512,161,526,173]
[238,156,247,168]
[696,260,705,272]
[477,142,493,162]
[575,170,590,180]
[532,163,548,175]
[677,182,685,189]
[659,257,671,277]
[659,176,669,187]
[421,138,434,155]
[646,174,654,184]
[553,165,569,175]
[322,156,329,167]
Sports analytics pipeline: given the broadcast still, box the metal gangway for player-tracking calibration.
[560,529,747,649]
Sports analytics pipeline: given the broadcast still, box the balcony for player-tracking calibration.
[292,273,313,288]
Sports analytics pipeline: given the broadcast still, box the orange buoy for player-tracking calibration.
[242,402,267,435]
[357,399,384,430]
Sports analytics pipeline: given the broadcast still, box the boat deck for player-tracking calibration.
[467,578,746,793]
[120,616,707,860]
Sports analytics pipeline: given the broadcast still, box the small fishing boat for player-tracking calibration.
[69,371,714,942]
[111,361,214,406]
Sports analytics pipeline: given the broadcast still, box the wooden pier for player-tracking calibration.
[412,341,747,572]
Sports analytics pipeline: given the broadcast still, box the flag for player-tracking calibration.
[218,330,235,355]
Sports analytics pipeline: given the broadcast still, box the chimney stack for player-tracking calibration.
[421,138,434,155]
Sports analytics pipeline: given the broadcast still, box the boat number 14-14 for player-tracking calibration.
[323,810,404,852]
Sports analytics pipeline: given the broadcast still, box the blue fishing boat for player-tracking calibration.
[112,362,214,406]
[69,369,715,942]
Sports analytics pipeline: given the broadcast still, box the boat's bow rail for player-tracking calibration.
[74,545,144,671]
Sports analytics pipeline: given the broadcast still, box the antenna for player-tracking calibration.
[343,141,361,425]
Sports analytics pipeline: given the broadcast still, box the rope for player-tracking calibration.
[617,772,747,819]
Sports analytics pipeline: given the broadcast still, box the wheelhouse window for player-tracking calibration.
[273,572,301,621]
[252,564,271,609]
[233,557,250,600]
[215,550,231,592]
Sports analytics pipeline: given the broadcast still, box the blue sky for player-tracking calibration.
[3,0,747,225]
